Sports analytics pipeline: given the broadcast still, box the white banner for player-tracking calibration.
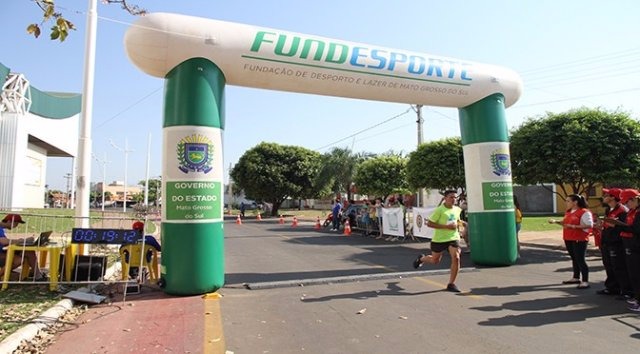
[412,207,436,239]
[382,207,405,237]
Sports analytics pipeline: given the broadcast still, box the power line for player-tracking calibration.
[315,108,411,151]
[519,47,640,75]
[512,86,640,109]
[95,86,162,128]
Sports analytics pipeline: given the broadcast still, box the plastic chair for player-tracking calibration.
[119,244,159,281]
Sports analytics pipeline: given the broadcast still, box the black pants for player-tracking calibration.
[622,237,640,299]
[600,240,630,293]
[565,240,589,282]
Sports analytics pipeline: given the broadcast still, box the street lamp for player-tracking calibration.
[92,152,110,212]
[63,173,72,208]
[144,133,152,206]
[110,138,134,213]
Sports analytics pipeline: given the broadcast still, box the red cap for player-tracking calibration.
[620,189,640,204]
[2,214,25,224]
[602,188,622,200]
[132,221,144,231]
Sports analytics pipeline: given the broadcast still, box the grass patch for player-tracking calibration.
[0,285,63,341]
[521,215,563,232]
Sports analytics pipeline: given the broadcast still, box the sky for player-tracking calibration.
[2,0,640,191]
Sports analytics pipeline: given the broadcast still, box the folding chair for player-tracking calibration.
[119,244,159,282]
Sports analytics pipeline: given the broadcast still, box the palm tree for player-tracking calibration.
[316,148,369,200]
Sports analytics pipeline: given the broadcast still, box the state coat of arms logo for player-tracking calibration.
[177,134,214,173]
[490,149,511,177]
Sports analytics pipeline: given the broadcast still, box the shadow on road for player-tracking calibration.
[301,281,443,302]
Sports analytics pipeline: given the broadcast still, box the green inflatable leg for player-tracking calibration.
[459,93,518,266]
[161,58,226,295]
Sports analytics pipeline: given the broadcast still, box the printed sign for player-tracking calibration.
[412,207,436,239]
[382,207,405,237]
[482,181,514,210]
[163,126,224,222]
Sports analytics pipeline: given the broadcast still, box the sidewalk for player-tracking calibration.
[0,228,585,353]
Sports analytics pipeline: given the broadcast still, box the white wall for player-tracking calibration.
[23,143,47,208]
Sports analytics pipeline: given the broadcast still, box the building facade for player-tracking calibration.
[0,62,81,209]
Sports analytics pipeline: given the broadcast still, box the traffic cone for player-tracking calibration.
[314,216,321,230]
[291,216,298,228]
[343,219,352,236]
[257,213,262,221]
[279,215,285,224]
[236,214,242,225]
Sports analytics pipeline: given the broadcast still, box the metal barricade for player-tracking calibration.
[0,208,160,294]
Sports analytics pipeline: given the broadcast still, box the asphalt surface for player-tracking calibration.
[4,217,640,353]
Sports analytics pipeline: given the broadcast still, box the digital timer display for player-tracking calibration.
[71,228,142,244]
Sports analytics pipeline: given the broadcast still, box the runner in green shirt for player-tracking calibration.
[412,190,465,293]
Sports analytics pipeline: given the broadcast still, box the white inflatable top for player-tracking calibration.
[125,13,522,108]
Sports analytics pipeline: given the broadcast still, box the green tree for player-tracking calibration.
[510,107,640,197]
[315,148,367,200]
[406,137,465,195]
[353,153,409,199]
[131,192,144,203]
[138,178,162,205]
[230,142,322,216]
[27,0,145,42]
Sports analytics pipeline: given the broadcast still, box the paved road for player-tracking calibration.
[220,219,640,353]
[36,217,640,353]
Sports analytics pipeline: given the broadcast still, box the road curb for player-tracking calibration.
[243,268,478,290]
[0,298,74,353]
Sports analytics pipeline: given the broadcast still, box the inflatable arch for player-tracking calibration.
[125,13,523,295]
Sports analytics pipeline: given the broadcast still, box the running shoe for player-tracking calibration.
[412,254,424,269]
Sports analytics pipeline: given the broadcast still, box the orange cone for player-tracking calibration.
[236,214,242,225]
[257,213,262,221]
[314,216,321,230]
[279,215,285,224]
[291,216,298,227]
[343,219,352,236]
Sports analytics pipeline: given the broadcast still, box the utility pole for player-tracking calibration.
[411,104,424,207]
[76,0,98,228]
[110,138,134,213]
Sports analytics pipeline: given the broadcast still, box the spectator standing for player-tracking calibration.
[331,198,342,231]
[459,199,470,253]
[362,200,372,236]
[615,189,640,312]
[514,196,523,256]
[0,214,43,280]
[375,198,384,239]
[239,202,246,218]
[597,188,630,296]
[412,190,465,293]
[549,194,593,289]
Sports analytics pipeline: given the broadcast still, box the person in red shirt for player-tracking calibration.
[614,189,640,312]
[549,194,593,289]
[597,188,631,296]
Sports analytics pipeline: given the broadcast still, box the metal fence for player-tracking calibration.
[0,208,160,294]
